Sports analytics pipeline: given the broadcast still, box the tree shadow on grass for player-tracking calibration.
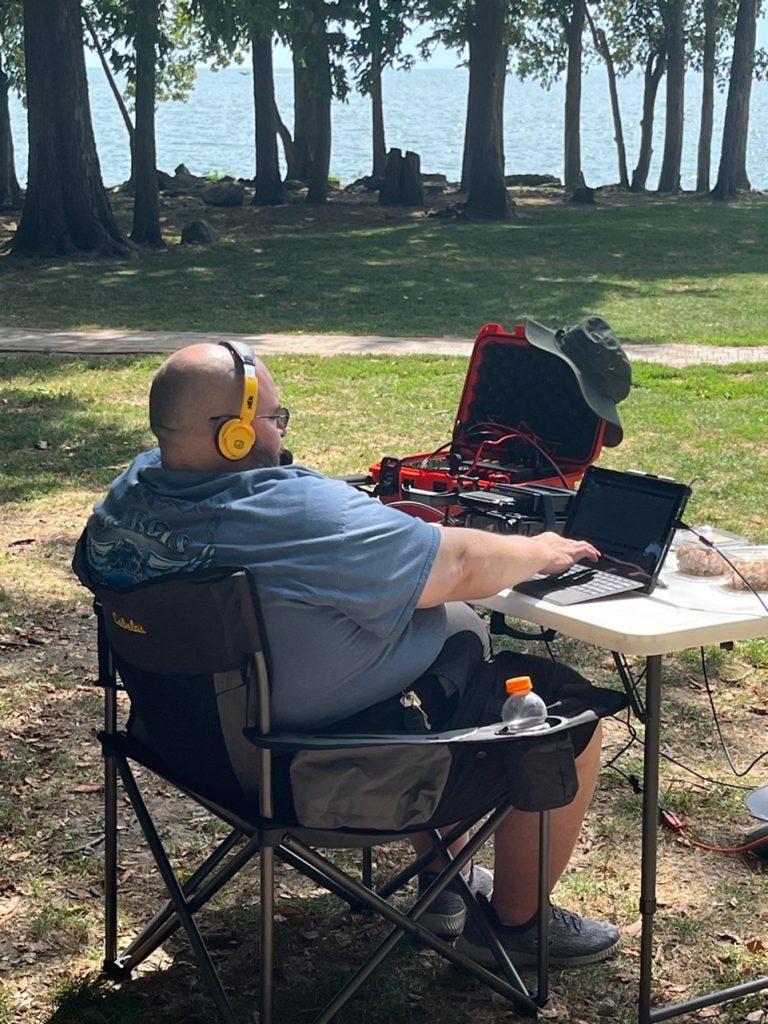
[0,386,152,504]
[2,197,767,338]
[43,894,646,1024]
[44,901,445,1024]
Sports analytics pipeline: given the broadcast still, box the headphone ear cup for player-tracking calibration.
[217,418,256,460]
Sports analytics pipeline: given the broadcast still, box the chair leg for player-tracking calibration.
[260,845,275,1024]
[103,750,119,968]
[117,831,260,973]
[536,810,551,1006]
[280,805,539,1022]
[374,818,473,900]
[115,757,238,1024]
[276,844,373,910]
[361,847,373,890]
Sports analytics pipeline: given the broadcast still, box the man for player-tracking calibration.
[82,340,625,968]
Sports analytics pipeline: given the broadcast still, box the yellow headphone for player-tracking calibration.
[216,341,259,460]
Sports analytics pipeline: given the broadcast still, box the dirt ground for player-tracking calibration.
[1,177,740,250]
[1,491,767,1023]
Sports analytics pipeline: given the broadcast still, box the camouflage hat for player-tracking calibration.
[524,315,632,447]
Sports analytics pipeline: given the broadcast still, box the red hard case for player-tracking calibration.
[369,322,607,521]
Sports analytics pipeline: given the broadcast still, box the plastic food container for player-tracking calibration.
[723,546,768,591]
[674,526,749,577]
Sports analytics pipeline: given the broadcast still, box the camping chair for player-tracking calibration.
[73,543,596,1024]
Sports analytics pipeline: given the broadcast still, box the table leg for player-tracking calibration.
[638,654,662,1024]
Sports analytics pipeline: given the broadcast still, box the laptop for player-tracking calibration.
[513,467,692,605]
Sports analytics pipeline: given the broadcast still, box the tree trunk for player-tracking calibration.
[657,0,685,193]
[464,0,509,220]
[585,6,628,189]
[303,3,332,206]
[11,0,131,257]
[630,46,665,192]
[305,84,331,205]
[0,62,23,209]
[82,7,135,146]
[370,53,386,178]
[460,3,476,192]
[291,50,311,182]
[369,0,386,178]
[131,0,163,247]
[275,106,296,180]
[712,0,758,199]
[695,1,717,192]
[563,0,587,193]
[251,30,284,205]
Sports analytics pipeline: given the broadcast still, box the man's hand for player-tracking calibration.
[536,532,600,576]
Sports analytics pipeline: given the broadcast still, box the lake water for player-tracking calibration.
[8,64,768,191]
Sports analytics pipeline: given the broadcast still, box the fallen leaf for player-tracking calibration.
[745,938,766,953]
[68,784,102,794]
[0,897,21,922]
[624,918,643,937]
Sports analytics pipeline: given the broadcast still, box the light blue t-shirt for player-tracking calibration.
[85,450,447,728]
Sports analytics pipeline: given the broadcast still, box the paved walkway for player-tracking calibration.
[2,326,768,366]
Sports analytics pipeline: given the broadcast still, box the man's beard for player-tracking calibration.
[249,442,282,469]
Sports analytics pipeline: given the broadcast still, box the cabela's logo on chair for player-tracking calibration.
[112,612,147,635]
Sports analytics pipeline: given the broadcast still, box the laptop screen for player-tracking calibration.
[565,467,691,583]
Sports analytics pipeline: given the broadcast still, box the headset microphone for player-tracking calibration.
[216,341,259,460]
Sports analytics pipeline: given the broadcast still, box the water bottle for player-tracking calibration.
[500,675,549,732]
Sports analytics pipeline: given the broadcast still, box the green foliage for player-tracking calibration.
[83,0,201,104]
[0,0,24,92]
[591,0,666,74]
[203,166,237,180]
[346,0,417,95]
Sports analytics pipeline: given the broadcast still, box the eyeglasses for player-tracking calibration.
[255,406,290,431]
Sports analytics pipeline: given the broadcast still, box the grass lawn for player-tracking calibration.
[1,352,767,1024]
[1,190,768,345]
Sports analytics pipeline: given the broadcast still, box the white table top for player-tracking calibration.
[479,554,768,657]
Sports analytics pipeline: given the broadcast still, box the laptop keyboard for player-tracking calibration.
[515,564,637,599]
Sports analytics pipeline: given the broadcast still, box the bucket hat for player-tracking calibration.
[524,316,631,447]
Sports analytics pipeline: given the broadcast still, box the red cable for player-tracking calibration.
[660,808,768,854]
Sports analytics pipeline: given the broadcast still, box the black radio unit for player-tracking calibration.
[457,483,576,535]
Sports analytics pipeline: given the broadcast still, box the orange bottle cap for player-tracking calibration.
[505,675,533,695]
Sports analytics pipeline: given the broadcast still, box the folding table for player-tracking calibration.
[478,559,768,1023]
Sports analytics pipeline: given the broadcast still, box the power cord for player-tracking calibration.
[698,646,768,777]
[676,520,768,615]
[659,807,768,856]
[461,421,570,488]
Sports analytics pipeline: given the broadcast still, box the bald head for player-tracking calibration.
[149,343,283,471]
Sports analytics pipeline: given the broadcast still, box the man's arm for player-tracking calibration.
[416,528,599,608]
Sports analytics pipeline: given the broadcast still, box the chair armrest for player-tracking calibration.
[245,709,597,754]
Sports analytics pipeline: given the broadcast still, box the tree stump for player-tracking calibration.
[379,148,424,207]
